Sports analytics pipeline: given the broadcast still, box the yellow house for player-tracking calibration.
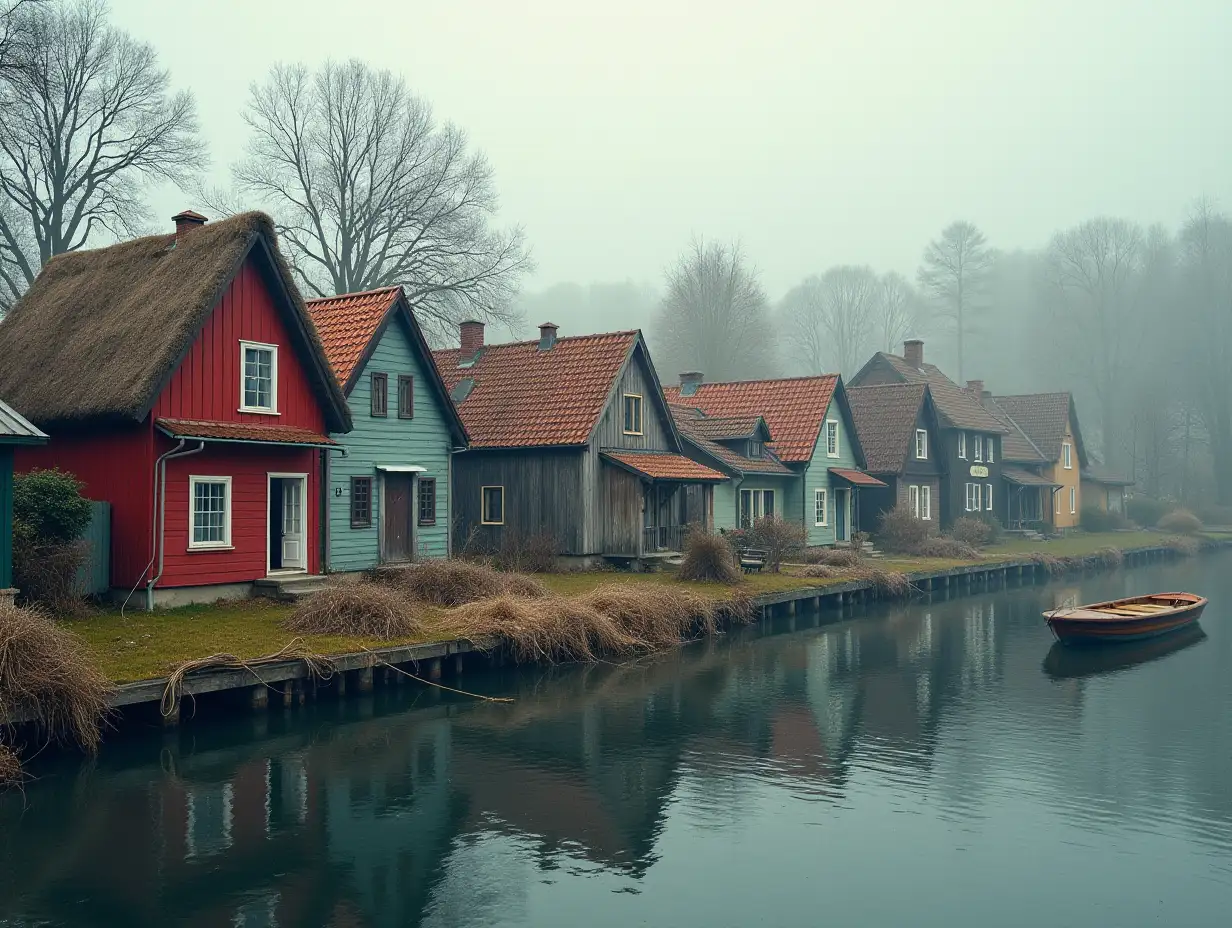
[994,393,1087,530]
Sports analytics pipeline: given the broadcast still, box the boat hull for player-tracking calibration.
[1047,597,1206,646]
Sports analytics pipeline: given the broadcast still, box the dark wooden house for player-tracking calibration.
[980,395,1057,530]
[846,383,944,530]
[851,340,1008,527]
[433,322,724,563]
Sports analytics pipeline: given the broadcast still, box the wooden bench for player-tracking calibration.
[737,547,767,573]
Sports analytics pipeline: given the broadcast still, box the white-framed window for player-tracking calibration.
[986,437,995,463]
[622,393,643,435]
[973,434,984,463]
[909,484,920,518]
[814,488,828,526]
[239,340,278,413]
[915,429,928,459]
[1056,489,1062,514]
[189,476,232,549]
[921,485,931,520]
[1062,442,1073,469]
[1069,486,1076,514]
[965,482,979,512]
[958,432,967,459]
[481,486,504,524]
[825,420,839,457]
[985,482,993,511]
[740,488,776,528]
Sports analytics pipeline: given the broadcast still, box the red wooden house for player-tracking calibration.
[0,211,351,606]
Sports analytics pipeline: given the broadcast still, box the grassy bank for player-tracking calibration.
[63,530,1204,684]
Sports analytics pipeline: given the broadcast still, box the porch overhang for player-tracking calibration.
[1002,466,1059,488]
[156,417,338,449]
[1081,469,1133,487]
[375,464,427,473]
[601,451,725,483]
[827,467,886,488]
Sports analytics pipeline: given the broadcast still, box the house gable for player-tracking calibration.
[152,255,327,433]
[592,340,677,453]
[804,394,861,545]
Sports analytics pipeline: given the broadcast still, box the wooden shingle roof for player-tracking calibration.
[993,393,1084,465]
[853,352,1007,435]
[983,397,1048,464]
[433,331,640,448]
[846,383,929,474]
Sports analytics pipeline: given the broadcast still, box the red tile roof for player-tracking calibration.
[662,376,839,463]
[602,451,726,482]
[828,467,887,487]
[670,405,794,476]
[156,418,337,446]
[305,287,402,388]
[433,332,639,448]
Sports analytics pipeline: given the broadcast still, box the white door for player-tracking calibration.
[281,478,305,570]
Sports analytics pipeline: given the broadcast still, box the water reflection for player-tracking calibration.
[2,555,1230,926]
[1043,624,1208,680]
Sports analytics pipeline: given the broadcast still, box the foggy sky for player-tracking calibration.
[112,0,1232,299]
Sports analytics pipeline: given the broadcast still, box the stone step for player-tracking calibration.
[253,575,330,601]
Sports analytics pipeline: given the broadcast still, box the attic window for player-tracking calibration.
[915,429,928,459]
[748,440,763,458]
[623,394,643,436]
[240,341,278,414]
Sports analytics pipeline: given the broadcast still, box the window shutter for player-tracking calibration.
[398,375,414,419]
[371,373,388,417]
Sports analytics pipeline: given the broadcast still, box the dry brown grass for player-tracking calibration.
[1092,546,1125,569]
[1029,552,1066,576]
[802,547,862,567]
[436,595,641,663]
[917,537,981,560]
[13,538,90,617]
[852,567,914,599]
[678,530,742,584]
[1158,509,1202,535]
[799,564,846,578]
[369,560,547,606]
[285,580,424,640]
[577,583,718,647]
[0,743,20,787]
[1165,536,1201,557]
[0,601,112,752]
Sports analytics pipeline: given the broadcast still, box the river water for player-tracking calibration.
[2,554,1231,927]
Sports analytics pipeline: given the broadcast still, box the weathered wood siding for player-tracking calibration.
[451,448,586,555]
[598,463,642,555]
[0,448,11,589]
[804,397,859,545]
[939,430,1002,527]
[592,352,673,452]
[329,317,454,570]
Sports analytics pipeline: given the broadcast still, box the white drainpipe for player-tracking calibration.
[146,440,205,611]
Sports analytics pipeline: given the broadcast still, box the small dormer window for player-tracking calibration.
[623,394,643,435]
[1063,442,1073,469]
[825,420,839,457]
[748,440,763,458]
[240,341,277,413]
[915,429,928,459]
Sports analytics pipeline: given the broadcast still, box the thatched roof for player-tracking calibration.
[0,212,351,431]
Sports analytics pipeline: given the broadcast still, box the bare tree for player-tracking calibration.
[0,0,44,80]
[1044,217,1144,469]
[780,265,878,376]
[216,59,530,343]
[652,237,778,381]
[875,271,920,353]
[0,0,202,310]
[917,220,994,381]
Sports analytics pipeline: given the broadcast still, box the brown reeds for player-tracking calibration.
[802,547,863,567]
[852,567,914,599]
[437,595,641,663]
[577,583,718,647]
[677,530,742,584]
[799,564,845,578]
[369,560,547,606]
[916,537,981,560]
[1092,546,1125,569]
[0,743,20,787]
[1029,552,1066,576]
[0,601,112,753]
[1165,536,1201,557]
[285,580,424,640]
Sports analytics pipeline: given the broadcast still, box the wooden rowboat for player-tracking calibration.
[1045,592,1207,645]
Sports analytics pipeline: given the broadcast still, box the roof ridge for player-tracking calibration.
[433,329,639,355]
[305,285,402,305]
[670,373,838,388]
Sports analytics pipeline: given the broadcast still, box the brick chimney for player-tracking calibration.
[538,321,558,351]
[679,371,704,397]
[459,320,485,361]
[903,339,924,369]
[966,379,985,397]
[172,209,207,245]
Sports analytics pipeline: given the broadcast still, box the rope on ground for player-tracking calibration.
[160,639,335,718]
[359,647,513,703]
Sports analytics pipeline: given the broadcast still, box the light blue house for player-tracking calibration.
[666,373,881,545]
[307,288,467,570]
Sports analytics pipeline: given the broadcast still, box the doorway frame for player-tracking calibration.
[266,472,309,576]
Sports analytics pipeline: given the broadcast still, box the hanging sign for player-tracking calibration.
[969,465,989,478]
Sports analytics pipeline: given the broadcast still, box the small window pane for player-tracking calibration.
[192,480,228,545]
[482,486,504,524]
[398,375,414,419]
[623,395,642,434]
[351,477,372,528]
[418,477,436,526]
[243,346,274,410]
[371,373,388,417]
[814,489,826,525]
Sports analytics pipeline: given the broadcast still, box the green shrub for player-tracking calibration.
[875,506,929,555]
[1158,508,1202,535]
[1080,505,1129,532]
[1126,496,1172,528]
[950,517,994,549]
[748,516,808,572]
[12,468,93,544]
